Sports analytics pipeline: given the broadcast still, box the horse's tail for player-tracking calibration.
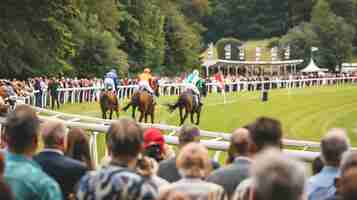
[122,102,132,112]
[166,102,178,113]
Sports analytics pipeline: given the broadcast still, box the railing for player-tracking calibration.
[0,113,321,169]
[27,77,357,108]
[2,107,328,168]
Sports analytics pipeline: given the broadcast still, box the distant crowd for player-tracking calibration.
[0,104,356,200]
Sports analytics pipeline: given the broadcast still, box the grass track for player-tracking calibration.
[59,85,357,146]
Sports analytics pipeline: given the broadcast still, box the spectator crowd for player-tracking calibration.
[0,104,356,200]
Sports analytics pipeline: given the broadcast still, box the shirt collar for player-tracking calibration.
[41,148,64,156]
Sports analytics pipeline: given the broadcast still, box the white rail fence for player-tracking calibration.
[0,114,320,169]
[26,77,357,108]
[0,107,328,168]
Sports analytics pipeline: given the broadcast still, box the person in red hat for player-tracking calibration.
[144,128,167,162]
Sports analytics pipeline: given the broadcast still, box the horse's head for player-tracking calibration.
[197,79,207,97]
[150,78,160,97]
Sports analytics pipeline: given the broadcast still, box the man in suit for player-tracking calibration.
[34,120,88,200]
[206,128,251,199]
[157,124,220,183]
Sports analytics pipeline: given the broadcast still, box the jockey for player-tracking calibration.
[104,69,118,92]
[184,69,202,105]
[138,68,155,96]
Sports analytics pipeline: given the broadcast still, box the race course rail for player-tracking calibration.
[0,107,332,167]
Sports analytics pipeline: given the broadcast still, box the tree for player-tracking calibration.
[312,0,355,69]
[0,0,77,78]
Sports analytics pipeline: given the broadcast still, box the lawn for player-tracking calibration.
[59,85,357,146]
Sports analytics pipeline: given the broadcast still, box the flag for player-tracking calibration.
[311,47,319,52]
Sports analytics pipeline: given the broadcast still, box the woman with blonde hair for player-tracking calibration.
[159,143,227,200]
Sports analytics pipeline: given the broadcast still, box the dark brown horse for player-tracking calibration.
[99,90,119,119]
[122,79,159,123]
[167,80,207,125]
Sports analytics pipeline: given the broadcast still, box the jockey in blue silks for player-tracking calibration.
[104,69,118,92]
[184,69,202,105]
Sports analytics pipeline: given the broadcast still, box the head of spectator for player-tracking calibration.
[144,128,165,162]
[66,127,94,170]
[77,118,158,200]
[336,152,357,200]
[226,128,250,164]
[178,124,200,148]
[248,117,283,155]
[5,105,40,157]
[176,143,211,179]
[106,117,144,170]
[320,128,350,168]
[312,156,324,175]
[250,148,306,200]
[41,120,66,152]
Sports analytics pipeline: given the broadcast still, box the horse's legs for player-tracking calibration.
[102,110,106,119]
[144,113,148,123]
[139,111,144,122]
[150,111,154,124]
[109,109,113,120]
[132,106,136,119]
[179,107,184,125]
[181,109,189,125]
[196,111,201,125]
[190,112,195,124]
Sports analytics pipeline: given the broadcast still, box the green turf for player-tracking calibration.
[59,85,357,145]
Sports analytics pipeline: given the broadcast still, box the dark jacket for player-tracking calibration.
[206,157,252,199]
[34,150,88,199]
[158,157,220,183]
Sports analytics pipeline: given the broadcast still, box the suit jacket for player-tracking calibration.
[158,157,221,183]
[206,157,252,199]
[34,150,88,199]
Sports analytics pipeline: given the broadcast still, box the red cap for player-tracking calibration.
[144,128,165,152]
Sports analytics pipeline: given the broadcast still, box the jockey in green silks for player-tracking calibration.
[184,69,203,105]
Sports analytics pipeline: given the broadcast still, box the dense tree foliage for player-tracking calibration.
[1,0,357,78]
[280,0,355,70]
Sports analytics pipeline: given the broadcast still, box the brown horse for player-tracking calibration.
[167,80,207,125]
[99,90,120,119]
[122,79,159,123]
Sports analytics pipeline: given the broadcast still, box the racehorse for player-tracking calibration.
[167,79,207,125]
[122,79,159,124]
[99,90,120,120]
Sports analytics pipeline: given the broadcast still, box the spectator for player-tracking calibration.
[235,148,306,200]
[312,156,324,175]
[34,120,88,200]
[159,143,227,200]
[306,128,350,200]
[333,152,357,200]
[144,128,166,162]
[144,128,175,162]
[48,77,61,110]
[3,105,62,200]
[206,128,251,199]
[158,124,220,183]
[66,128,94,170]
[232,117,283,200]
[76,118,158,200]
